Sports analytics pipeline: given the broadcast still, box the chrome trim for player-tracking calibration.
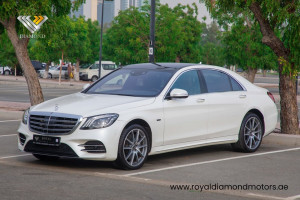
[29,111,83,135]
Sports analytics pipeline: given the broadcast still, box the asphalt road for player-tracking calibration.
[0,112,299,200]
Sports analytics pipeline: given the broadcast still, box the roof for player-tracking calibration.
[123,63,197,70]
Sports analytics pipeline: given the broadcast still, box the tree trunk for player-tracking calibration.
[263,70,267,77]
[2,17,44,106]
[246,67,257,83]
[279,67,299,134]
[43,61,51,79]
[75,58,80,81]
[249,2,299,134]
[175,56,180,63]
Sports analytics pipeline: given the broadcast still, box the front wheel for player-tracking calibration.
[115,124,149,170]
[231,113,263,153]
[91,75,98,82]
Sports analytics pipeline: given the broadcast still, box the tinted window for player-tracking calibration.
[86,68,175,97]
[230,77,243,91]
[201,69,231,93]
[103,64,118,70]
[90,64,99,69]
[170,70,201,95]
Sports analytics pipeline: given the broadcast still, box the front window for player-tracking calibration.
[85,68,175,97]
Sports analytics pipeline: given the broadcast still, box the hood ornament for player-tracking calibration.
[54,104,59,111]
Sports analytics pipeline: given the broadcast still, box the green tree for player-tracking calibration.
[86,19,101,63]
[201,0,300,134]
[103,2,203,65]
[200,22,225,66]
[221,18,278,82]
[0,31,18,73]
[65,16,91,81]
[0,0,84,105]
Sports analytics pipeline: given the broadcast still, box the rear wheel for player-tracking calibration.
[91,75,98,82]
[115,124,149,170]
[232,113,263,152]
[33,154,59,161]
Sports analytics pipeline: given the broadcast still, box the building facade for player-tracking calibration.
[70,0,149,25]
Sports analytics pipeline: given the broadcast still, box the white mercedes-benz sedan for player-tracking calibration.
[18,63,278,169]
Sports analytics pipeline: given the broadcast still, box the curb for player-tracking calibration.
[263,133,300,147]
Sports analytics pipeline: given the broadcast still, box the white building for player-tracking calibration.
[70,0,149,25]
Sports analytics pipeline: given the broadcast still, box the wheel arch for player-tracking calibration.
[245,109,265,135]
[123,118,152,152]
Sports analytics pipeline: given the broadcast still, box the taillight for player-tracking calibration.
[267,92,275,103]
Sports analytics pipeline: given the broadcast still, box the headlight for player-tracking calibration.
[81,114,119,129]
[22,108,30,124]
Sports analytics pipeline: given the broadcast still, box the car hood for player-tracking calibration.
[30,93,155,118]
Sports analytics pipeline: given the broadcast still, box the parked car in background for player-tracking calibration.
[0,66,12,75]
[18,63,277,170]
[79,61,119,82]
[31,60,45,72]
[38,65,68,79]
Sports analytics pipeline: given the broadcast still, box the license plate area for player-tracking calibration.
[33,135,61,146]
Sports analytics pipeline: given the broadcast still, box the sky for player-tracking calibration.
[160,0,213,24]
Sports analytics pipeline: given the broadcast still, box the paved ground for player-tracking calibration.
[0,112,300,199]
[1,74,300,199]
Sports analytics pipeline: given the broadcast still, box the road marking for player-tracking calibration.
[124,147,300,177]
[0,134,17,137]
[286,194,300,200]
[0,154,31,160]
[0,119,21,123]
[247,193,285,200]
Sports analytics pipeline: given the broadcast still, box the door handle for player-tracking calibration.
[197,98,205,103]
[239,94,247,99]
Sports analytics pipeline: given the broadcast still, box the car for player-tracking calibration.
[0,66,12,75]
[38,65,69,79]
[18,63,277,170]
[31,60,45,72]
[79,61,119,82]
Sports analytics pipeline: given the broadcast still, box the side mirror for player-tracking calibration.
[170,88,189,99]
[82,83,91,91]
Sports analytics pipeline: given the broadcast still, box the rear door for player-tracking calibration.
[199,69,247,138]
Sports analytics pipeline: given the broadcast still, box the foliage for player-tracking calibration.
[200,0,300,72]
[221,18,277,71]
[200,22,225,66]
[103,2,203,65]
[0,31,18,68]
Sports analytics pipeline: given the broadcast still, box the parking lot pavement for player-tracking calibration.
[0,111,300,200]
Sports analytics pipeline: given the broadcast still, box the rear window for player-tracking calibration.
[201,69,232,93]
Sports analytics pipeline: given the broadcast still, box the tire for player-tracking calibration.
[91,75,98,82]
[4,70,10,75]
[231,113,263,153]
[33,153,60,161]
[48,73,52,79]
[115,124,150,170]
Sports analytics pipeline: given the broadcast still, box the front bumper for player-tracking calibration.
[18,120,125,161]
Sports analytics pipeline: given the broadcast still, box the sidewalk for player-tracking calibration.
[0,75,90,89]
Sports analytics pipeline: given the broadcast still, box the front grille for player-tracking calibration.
[24,140,78,158]
[29,111,82,135]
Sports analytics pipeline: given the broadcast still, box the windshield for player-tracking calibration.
[80,64,91,69]
[85,68,175,97]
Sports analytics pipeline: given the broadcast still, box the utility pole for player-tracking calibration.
[149,0,155,63]
[98,0,105,79]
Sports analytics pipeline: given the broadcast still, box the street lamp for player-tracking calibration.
[149,0,155,63]
[98,0,105,79]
